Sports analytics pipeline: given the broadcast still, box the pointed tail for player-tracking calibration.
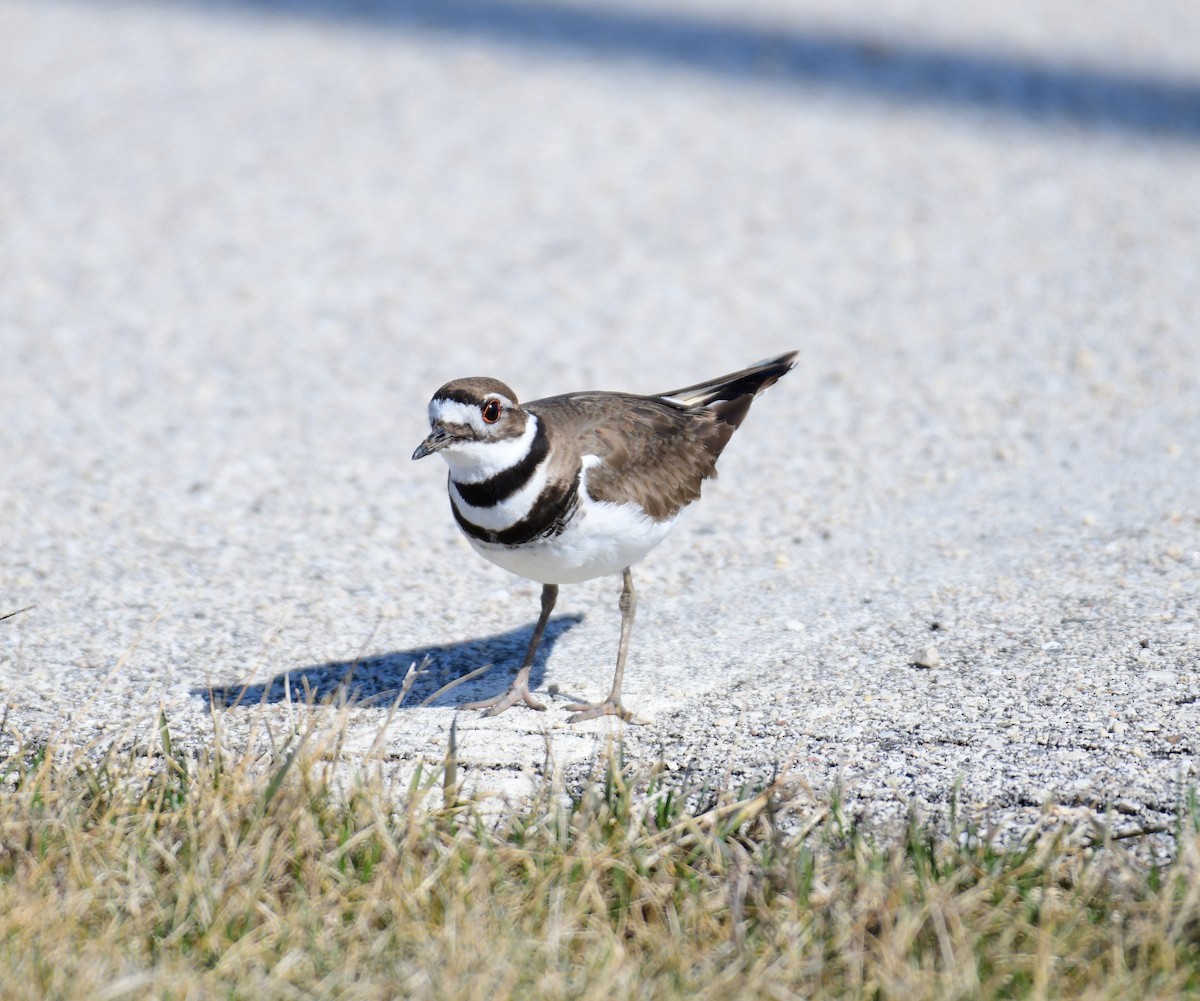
[658,351,798,428]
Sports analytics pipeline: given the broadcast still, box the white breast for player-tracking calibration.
[449,459,551,531]
[465,455,678,584]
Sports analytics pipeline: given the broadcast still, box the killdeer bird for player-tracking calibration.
[413,351,797,723]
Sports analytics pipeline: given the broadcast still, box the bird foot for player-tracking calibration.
[565,698,642,724]
[463,685,547,717]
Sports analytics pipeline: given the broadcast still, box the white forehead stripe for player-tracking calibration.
[427,393,511,432]
[436,413,538,484]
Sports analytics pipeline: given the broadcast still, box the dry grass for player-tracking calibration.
[0,708,1197,1001]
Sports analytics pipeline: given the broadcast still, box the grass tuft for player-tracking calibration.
[0,713,1197,999]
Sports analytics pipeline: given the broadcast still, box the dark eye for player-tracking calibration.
[481,399,502,424]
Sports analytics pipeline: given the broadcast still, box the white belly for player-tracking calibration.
[467,497,678,585]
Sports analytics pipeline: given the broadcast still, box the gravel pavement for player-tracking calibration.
[2,0,1198,841]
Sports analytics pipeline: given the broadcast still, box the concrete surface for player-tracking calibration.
[2,0,1198,840]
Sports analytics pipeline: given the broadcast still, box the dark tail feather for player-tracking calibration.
[658,351,798,427]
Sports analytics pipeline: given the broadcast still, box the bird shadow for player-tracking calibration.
[190,613,583,710]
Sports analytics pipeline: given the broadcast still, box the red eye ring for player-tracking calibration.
[481,399,502,424]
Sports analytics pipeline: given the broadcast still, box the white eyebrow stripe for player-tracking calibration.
[430,398,484,432]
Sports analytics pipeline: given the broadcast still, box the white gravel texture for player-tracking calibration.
[2,0,1198,841]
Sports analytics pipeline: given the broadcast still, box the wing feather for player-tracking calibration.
[528,394,732,520]
[524,353,796,522]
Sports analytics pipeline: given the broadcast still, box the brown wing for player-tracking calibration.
[528,393,735,521]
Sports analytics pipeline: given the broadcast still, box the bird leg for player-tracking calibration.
[566,567,638,723]
[463,583,557,716]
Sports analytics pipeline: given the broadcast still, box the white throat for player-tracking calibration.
[438,413,538,484]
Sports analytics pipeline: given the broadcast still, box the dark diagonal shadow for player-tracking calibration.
[168,0,1200,138]
[191,613,583,709]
